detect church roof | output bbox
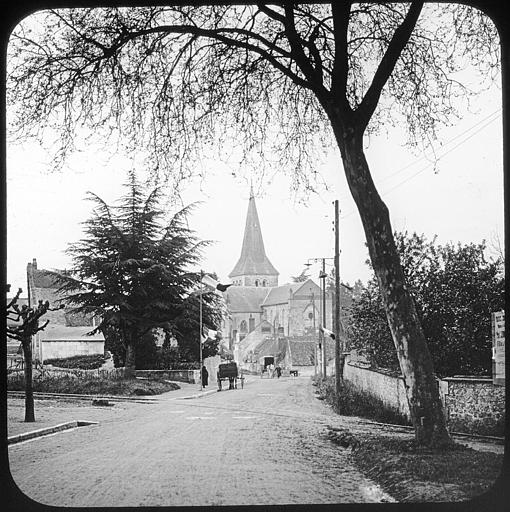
[260,279,320,306]
[223,286,270,313]
[261,283,300,306]
[229,192,279,278]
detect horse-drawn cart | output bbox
[217,362,244,391]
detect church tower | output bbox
[229,188,279,287]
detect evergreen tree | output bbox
[52,172,223,376]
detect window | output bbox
[240,320,247,332]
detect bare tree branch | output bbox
[356,1,424,130]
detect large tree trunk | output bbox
[332,120,452,448]
[22,337,35,422]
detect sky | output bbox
[6,16,504,297]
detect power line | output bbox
[375,109,501,186]
[339,111,501,220]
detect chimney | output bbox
[32,258,37,269]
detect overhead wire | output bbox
[339,109,501,220]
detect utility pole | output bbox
[312,292,316,376]
[318,279,323,377]
[334,200,342,394]
[321,259,327,377]
[199,270,203,391]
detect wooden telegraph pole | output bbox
[199,270,203,391]
[321,259,327,377]
[334,200,342,394]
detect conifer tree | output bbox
[52,172,223,377]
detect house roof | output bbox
[229,193,279,278]
[225,278,323,312]
[223,286,270,313]
[39,325,105,341]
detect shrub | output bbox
[7,372,180,395]
[44,354,106,370]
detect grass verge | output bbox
[348,433,504,502]
[316,376,505,503]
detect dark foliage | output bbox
[44,354,105,370]
[8,373,180,396]
[348,233,505,377]
[49,172,224,369]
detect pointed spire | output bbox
[229,194,279,280]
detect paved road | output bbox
[8,376,394,506]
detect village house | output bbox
[26,259,104,363]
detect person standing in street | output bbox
[201,365,209,387]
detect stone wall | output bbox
[240,275,278,287]
[42,340,105,361]
[439,377,505,436]
[343,359,411,420]
[343,357,505,436]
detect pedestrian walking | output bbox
[276,366,281,378]
[201,365,209,387]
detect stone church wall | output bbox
[240,275,278,287]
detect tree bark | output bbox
[124,331,137,379]
[22,337,35,422]
[330,118,452,448]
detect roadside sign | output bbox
[492,310,505,386]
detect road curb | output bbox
[8,420,98,445]
[178,389,218,400]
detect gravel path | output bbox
[8,376,395,506]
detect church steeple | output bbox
[229,191,279,287]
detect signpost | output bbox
[492,310,505,386]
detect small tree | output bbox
[6,288,63,422]
[51,172,224,377]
